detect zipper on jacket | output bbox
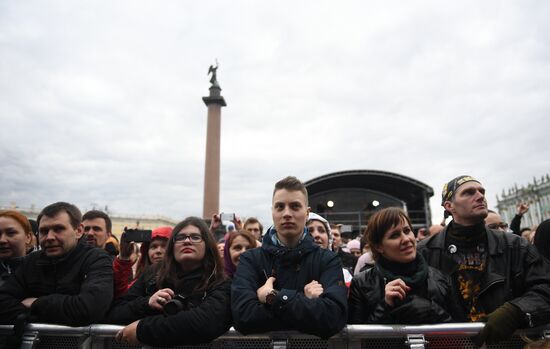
[526,312,534,328]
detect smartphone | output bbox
[220,212,235,221]
[122,228,152,243]
[341,225,353,233]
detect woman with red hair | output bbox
[0,210,33,287]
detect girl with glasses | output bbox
[108,217,230,346]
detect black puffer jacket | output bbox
[107,265,231,346]
[349,262,455,324]
[231,228,348,338]
[0,257,23,289]
[0,242,113,326]
[418,224,550,327]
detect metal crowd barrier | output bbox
[0,323,549,349]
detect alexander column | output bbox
[202,63,226,219]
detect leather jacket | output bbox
[349,264,455,324]
[417,224,550,327]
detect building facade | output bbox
[496,174,550,228]
[0,205,177,239]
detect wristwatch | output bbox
[265,289,279,305]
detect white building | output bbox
[0,204,177,238]
[496,174,550,229]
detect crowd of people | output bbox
[1,175,550,348]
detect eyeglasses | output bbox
[487,222,509,230]
[173,233,203,244]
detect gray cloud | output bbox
[1,0,549,227]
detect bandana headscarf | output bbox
[441,175,481,205]
[441,175,481,218]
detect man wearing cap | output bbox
[418,175,550,345]
[231,176,347,338]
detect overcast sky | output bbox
[1,1,549,228]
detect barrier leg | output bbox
[347,338,362,349]
[272,339,287,349]
[18,331,39,349]
[80,335,110,349]
[328,338,347,349]
[405,334,428,349]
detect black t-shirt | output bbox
[445,221,488,321]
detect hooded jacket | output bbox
[231,227,348,338]
[0,242,113,326]
[417,223,550,327]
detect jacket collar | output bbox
[426,221,503,255]
[262,227,317,256]
[36,240,87,266]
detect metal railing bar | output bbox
[1,322,550,340]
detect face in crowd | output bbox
[374,216,416,263]
[367,208,417,264]
[172,224,206,272]
[148,237,168,264]
[307,220,329,249]
[444,181,488,225]
[347,240,362,258]
[217,241,225,259]
[228,232,256,266]
[485,211,508,232]
[272,188,310,246]
[0,212,32,260]
[331,227,342,249]
[244,222,262,241]
[38,211,82,258]
[82,217,110,249]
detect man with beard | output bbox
[418,175,550,346]
[0,202,113,326]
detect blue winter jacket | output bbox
[231,227,348,338]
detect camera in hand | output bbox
[163,294,189,315]
[121,228,152,243]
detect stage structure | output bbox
[305,170,434,235]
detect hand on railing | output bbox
[474,303,524,346]
[22,297,37,309]
[115,320,141,346]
